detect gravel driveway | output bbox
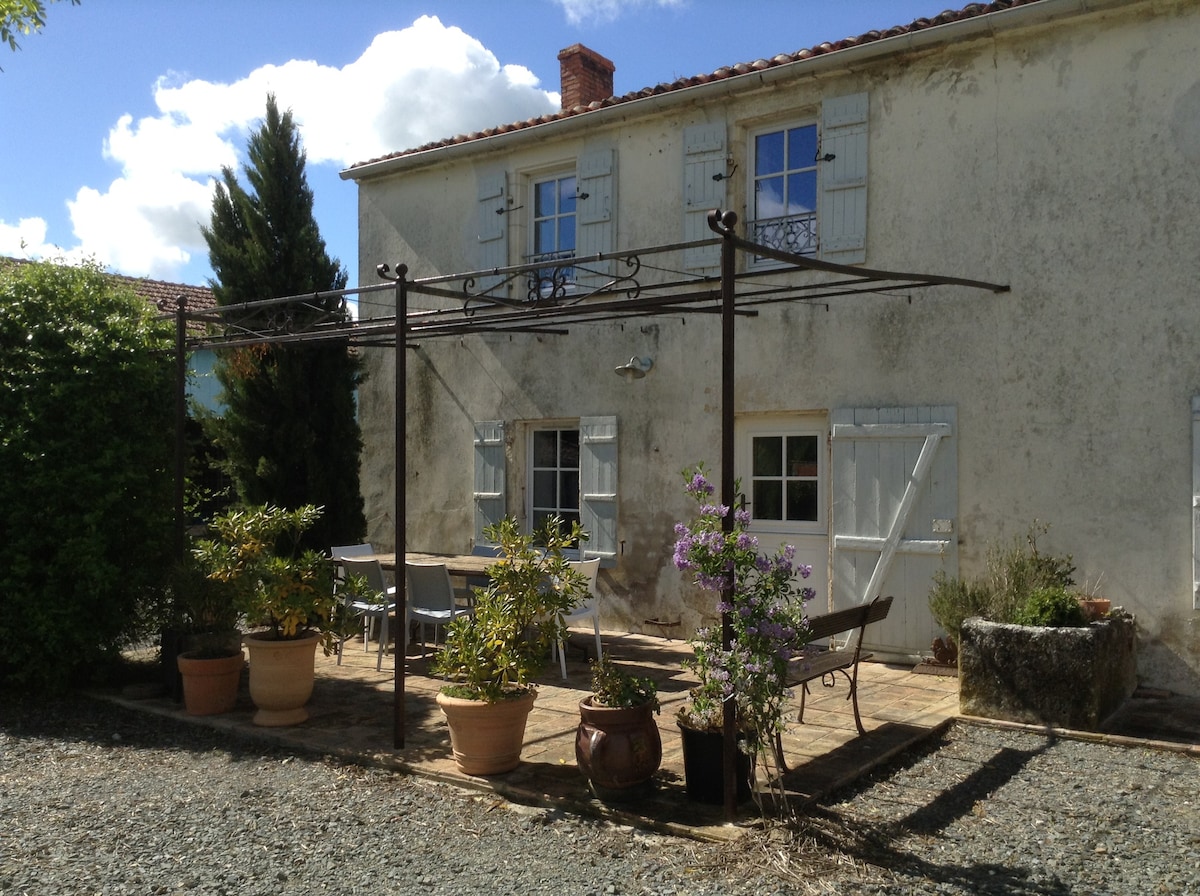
[1,694,1196,895]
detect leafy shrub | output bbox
[929,521,1079,642]
[589,656,659,711]
[0,260,175,691]
[1014,586,1087,628]
[928,572,993,645]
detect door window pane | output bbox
[752,435,782,477]
[750,433,820,523]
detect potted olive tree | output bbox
[432,516,589,775]
[575,656,661,801]
[193,504,337,727]
[161,549,245,715]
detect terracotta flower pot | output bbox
[1077,597,1112,621]
[436,689,537,775]
[177,649,244,716]
[576,697,662,801]
[243,631,319,727]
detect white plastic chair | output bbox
[337,556,398,672]
[405,561,472,656]
[554,558,602,679]
[331,544,376,663]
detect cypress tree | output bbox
[202,94,365,551]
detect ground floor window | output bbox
[530,426,581,539]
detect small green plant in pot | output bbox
[192,504,337,726]
[166,549,244,716]
[576,657,662,801]
[168,551,242,658]
[433,515,589,775]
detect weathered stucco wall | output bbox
[350,0,1200,694]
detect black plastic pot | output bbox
[677,722,752,805]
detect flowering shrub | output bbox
[673,465,813,765]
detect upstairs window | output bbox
[531,173,577,292]
[744,93,869,267]
[751,123,819,259]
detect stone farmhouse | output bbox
[341,0,1200,697]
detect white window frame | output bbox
[528,167,578,296]
[737,416,828,538]
[526,421,582,540]
[746,120,820,268]
[513,415,619,565]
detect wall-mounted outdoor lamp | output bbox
[614,355,654,382]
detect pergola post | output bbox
[392,266,409,749]
[715,209,739,822]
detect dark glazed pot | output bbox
[575,697,662,801]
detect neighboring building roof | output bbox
[1,256,215,335]
[346,0,1048,173]
[111,271,216,318]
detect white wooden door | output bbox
[831,406,958,658]
[735,414,830,612]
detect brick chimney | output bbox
[557,44,615,111]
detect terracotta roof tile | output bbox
[2,256,215,335]
[348,0,1042,171]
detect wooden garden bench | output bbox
[773,594,894,772]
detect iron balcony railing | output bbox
[747,212,818,260]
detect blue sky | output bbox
[0,0,951,287]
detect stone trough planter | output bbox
[959,614,1137,731]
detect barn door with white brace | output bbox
[831,406,958,658]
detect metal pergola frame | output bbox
[164,209,1008,819]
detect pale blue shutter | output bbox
[1192,397,1200,609]
[575,148,616,290]
[475,170,508,296]
[473,421,505,546]
[579,415,618,566]
[682,122,726,273]
[819,93,868,265]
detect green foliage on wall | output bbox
[0,258,175,691]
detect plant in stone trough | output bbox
[929,520,1078,644]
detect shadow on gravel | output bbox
[896,737,1056,836]
[777,731,1071,895]
[0,693,367,769]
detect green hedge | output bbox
[0,260,175,691]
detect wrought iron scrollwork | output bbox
[526,251,575,304]
[749,213,818,257]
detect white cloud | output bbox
[0,217,57,260]
[10,15,559,281]
[552,0,685,26]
